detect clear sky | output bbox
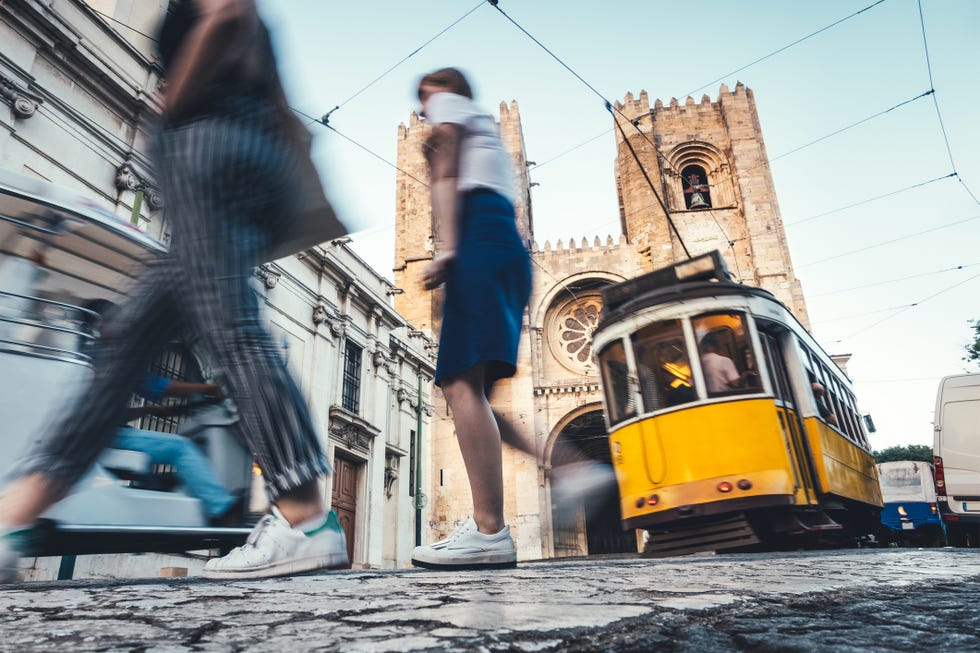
[258,0,980,451]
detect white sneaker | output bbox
[411,518,517,570]
[202,507,348,579]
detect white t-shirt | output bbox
[423,92,515,203]
[701,351,740,394]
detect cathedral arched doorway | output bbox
[548,409,637,557]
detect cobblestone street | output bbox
[2,548,978,651]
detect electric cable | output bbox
[787,173,956,227]
[809,262,980,298]
[289,107,430,189]
[88,7,159,42]
[529,0,889,176]
[798,214,980,268]
[319,1,486,124]
[917,0,979,207]
[681,0,889,98]
[607,102,691,259]
[834,270,980,342]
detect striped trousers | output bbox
[12,107,330,500]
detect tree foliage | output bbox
[965,319,980,368]
[873,444,933,464]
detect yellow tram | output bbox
[591,252,883,557]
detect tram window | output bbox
[693,313,761,398]
[599,340,636,425]
[631,319,695,411]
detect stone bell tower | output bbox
[612,82,810,327]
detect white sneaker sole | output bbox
[202,551,349,580]
[411,551,517,571]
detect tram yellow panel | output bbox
[802,417,882,507]
[618,470,796,525]
[609,399,811,524]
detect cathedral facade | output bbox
[394,83,810,559]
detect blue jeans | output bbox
[112,427,236,518]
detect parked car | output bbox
[877,461,944,546]
[933,374,980,547]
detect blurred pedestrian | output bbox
[0,0,346,582]
[409,68,533,570]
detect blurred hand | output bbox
[422,252,456,290]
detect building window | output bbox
[681,164,711,210]
[342,341,363,413]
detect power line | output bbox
[528,129,611,172]
[798,214,980,268]
[916,0,979,207]
[809,262,980,297]
[528,0,890,177]
[319,1,485,124]
[813,303,917,325]
[834,270,980,342]
[289,107,430,189]
[88,7,159,42]
[682,0,889,98]
[764,90,933,166]
[787,173,956,227]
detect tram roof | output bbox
[599,251,779,330]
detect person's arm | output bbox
[162,0,259,123]
[422,122,463,290]
[164,380,223,399]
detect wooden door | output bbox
[331,454,360,565]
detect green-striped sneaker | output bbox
[202,508,348,579]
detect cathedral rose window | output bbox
[549,292,603,374]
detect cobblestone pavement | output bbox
[1,548,978,652]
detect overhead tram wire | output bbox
[809,262,980,298]
[486,0,703,259]
[764,90,934,165]
[834,270,980,343]
[528,0,889,175]
[488,0,905,274]
[318,1,486,125]
[289,107,429,189]
[88,8,159,42]
[787,173,956,227]
[798,213,980,268]
[681,0,889,98]
[916,0,980,207]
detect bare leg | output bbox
[484,383,539,461]
[493,411,539,461]
[441,364,505,535]
[0,473,66,528]
[275,480,324,526]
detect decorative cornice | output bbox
[255,264,281,289]
[114,158,163,209]
[0,73,41,119]
[329,406,381,453]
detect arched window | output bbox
[681,164,711,210]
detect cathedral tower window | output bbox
[681,165,711,210]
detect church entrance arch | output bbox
[547,407,637,557]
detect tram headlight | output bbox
[737,479,752,490]
[717,481,733,493]
[635,497,646,509]
[897,505,907,517]
[647,494,660,506]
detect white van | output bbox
[933,374,980,546]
